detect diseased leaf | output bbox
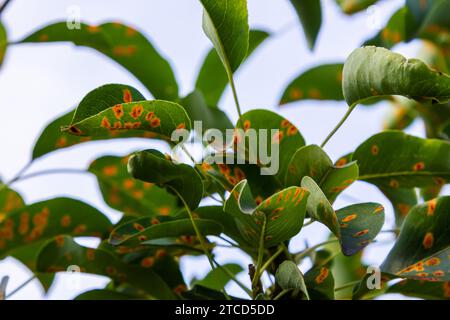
[0,198,112,258]
[304,250,335,300]
[195,29,269,106]
[387,278,450,300]
[36,236,175,299]
[275,261,309,300]
[89,155,179,216]
[64,84,190,139]
[381,196,450,281]
[380,187,418,226]
[236,109,305,182]
[194,263,243,291]
[354,131,450,189]
[383,97,418,131]
[0,22,6,68]
[288,0,322,50]
[21,22,178,100]
[224,180,309,248]
[109,215,222,247]
[300,177,384,256]
[0,187,24,217]
[280,64,344,105]
[286,145,358,203]
[335,203,385,256]
[199,0,249,74]
[343,47,450,108]
[200,155,282,200]
[335,0,378,15]
[364,7,416,48]
[128,149,203,210]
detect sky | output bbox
[0,0,445,300]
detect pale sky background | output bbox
[0,0,447,300]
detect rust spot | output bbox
[289,88,303,100]
[112,104,124,119]
[130,104,144,119]
[315,267,329,284]
[412,162,425,171]
[287,125,298,136]
[422,232,434,249]
[427,199,437,216]
[371,145,379,155]
[353,229,369,237]
[341,214,357,222]
[141,257,155,268]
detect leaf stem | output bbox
[273,289,290,300]
[228,74,244,123]
[334,280,361,292]
[173,188,215,270]
[294,239,339,263]
[5,275,36,299]
[4,168,87,188]
[320,105,356,148]
[212,258,253,298]
[256,246,284,278]
[251,216,267,290]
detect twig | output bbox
[5,276,36,299]
[0,0,12,16]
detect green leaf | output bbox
[199,0,249,75]
[128,149,203,210]
[301,176,339,236]
[343,47,450,108]
[224,180,309,248]
[304,250,335,300]
[181,285,229,300]
[335,203,385,256]
[75,289,143,300]
[8,241,55,292]
[195,29,269,106]
[181,90,233,134]
[179,206,247,247]
[194,263,243,291]
[64,84,190,139]
[286,145,358,203]
[109,215,222,247]
[288,0,322,50]
[36,235,175,299]
[381,196,450,281]
[21,22,178,100]
[89,154,179,216]
[387,278,450,300]
[275,261,309,300]
[335,0,378,15]
[236,109,305,182]
[0,198,112,258]
[354,131,450,189]
[280,64,344,105]
[0,22,6,68]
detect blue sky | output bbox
[0,0,445,299]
